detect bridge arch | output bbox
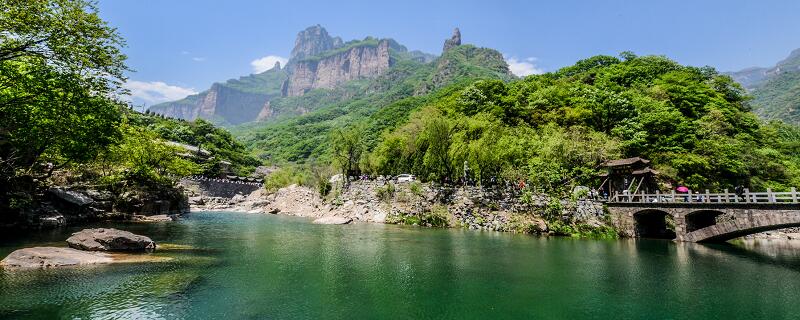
[684,209,727,233]
[633,209,676,239]
[684,212,800,242]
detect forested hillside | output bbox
[729,48,800,124]
[359,53,800,192]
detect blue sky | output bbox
[97,0,800,107]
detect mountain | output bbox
[148,65,287,125]
[728,48,800,124]
[149,25,427,125]
[232,28,514,162]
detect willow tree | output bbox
[331,125,365,183]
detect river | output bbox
[2,212,800,319]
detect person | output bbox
[735,185,745,200]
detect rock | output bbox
[443,28,462,52]
[290,24,336,60]
[39,214,65,228]
[230,194,245,203]
[372,212,387,223]
[132,214,175,222]
[84,189,114,201]
[286,38,393,97]
[66,228,155,252]
[189,196,204,205]
[787,233,800,240]
[1,247,113,269]
[269,208,281,214]
[48,188,93,206]
[313,216,352,225]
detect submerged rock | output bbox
[66,228,156,252]
[313,216,352,225]
[0,247,113,268]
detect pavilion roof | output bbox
[602,157,650,167]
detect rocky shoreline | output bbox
[2,184,188,231]
[185,180,608,235]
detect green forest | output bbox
[262,54,800,194]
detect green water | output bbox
[2,212,800,319]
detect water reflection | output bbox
[2,213,800,319]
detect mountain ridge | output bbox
[149,25,437,125]
[728,48,800,124]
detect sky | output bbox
[96,0,800,107]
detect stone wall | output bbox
[180,178,262,199]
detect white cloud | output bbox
[124,80,197,106]
[505,57,544,77]
[192,57,206,62]
[250,55,288,73]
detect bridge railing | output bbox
[610,187,799,204]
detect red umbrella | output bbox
[676,186,689,193]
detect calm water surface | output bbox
[2,212,800,319]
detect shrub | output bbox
[409,181,423,196]
[376,182,396,201]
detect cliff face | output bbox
[285,39,393,97]
[149,64,287,125]
[289,25,339,61]
[149,83,270,125]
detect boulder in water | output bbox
[0,247,113,269]
[66,228,156,252]
[313,216,352,225]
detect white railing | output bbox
[610,188,799,204]
[181,176,263,187]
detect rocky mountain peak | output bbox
[332,36,344,48]
[290,25,335,60]
[443,28,461,52]
[272,61,281,70]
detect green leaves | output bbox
[369,52,799,193]
[1,0,127,177]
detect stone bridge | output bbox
[606,189,800,242]
[180,176,263,198]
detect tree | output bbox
[0,0,127,178]
[420,115,454,181]
[331,125,365,182]
[0,0,128,218]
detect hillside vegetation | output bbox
[360,53,800,192]
[751,71,800,124]
[729,48,800,125]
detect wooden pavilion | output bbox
[597,157,659,197]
